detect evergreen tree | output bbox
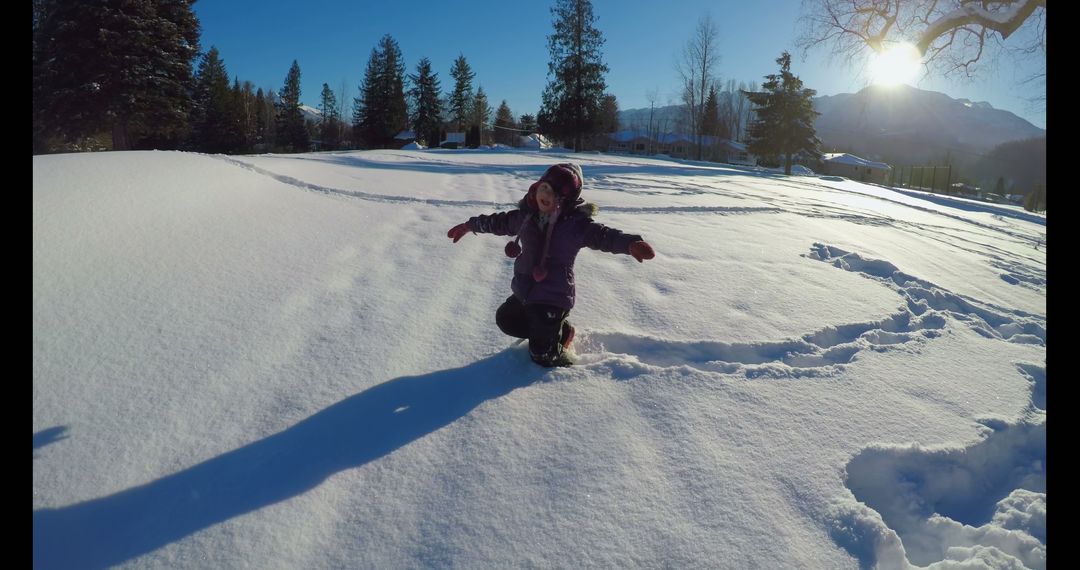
[701,86,720,137]
[276,60,309,152]
[355,35,408,148]
[353,48,381,148]
[538,0,609,151]
[191,47,242,154]
[743,52,821,174]
[408,57,443,146]
[1024,184,1045,212]
[448,55,476,133]
[994,176,1007,197]
[319,83,341,150]
[494,101,517,146]
[470,86,492,146]
[33,0,200,151]
[701,85,722,159]
[234,79,258,153]
[519,114,538,134]
[597,93,619,133]
[254,88,277,150]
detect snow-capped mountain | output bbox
[618,85,1044,169]
[812,84,1045,166]
[299,104,322,123]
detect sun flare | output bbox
[869,43,922,86]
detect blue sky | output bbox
[193,0,1045,129]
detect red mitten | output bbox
[447,222,472,243]
[629,241,655,263]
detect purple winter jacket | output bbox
[469,200,643,310]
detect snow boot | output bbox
[560,321,576,352]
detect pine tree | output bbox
[235,80,259,153]
[275,60,309,152]
[701,86,722,159]
[254,88,277,150]
[494,101,517,146]
[1024,184,1045,212]
[470,86,492,146]
[355,35,408,148]
[519,114,538,134]
[33,0,200,151]
[353,48,381,148]
[408,57,443,147]
[597,93,619,134]
[743,52,821,174]
[191,47,242,154]
[538,0,609,152]
[319,83,341,150]
[448,55,476,133]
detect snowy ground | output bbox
[33,148,1045,569]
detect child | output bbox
[447,163,655,367]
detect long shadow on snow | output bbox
[34,426,70,453]
[33,349,544,570]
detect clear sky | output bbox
[193,0,1045,129]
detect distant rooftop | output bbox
[822,153,891,169]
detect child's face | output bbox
[536,183,558,213]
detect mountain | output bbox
[618,104,686,132]
[811,84,1045,170]
[299,104,322,124]
[968,137,1046,195]
[618,85,1045,183]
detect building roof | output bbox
[822,153,891,170]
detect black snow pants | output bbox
[495,295,571,367]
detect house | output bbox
[605,130,655,155]
[821,153,892,183]
[393,130,417,149]
[715,140,755,165]
[440,132,466,149]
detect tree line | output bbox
[32,0,616,154]
[32,0,821,171]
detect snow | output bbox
[520,133,553,149]
[790,164,815,175]
[34,149,1045,569]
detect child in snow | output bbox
[447,163,655,367]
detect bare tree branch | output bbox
[916,0,1044,54]
[797,0,1045,75]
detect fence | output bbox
[890,165,952,193]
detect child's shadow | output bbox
[33,349,544,570]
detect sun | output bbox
[869,43,923,86]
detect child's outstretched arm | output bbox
[582,221,655,262]
[628,240,655,263]
[447,209,528,243]
[447,222,472,243]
